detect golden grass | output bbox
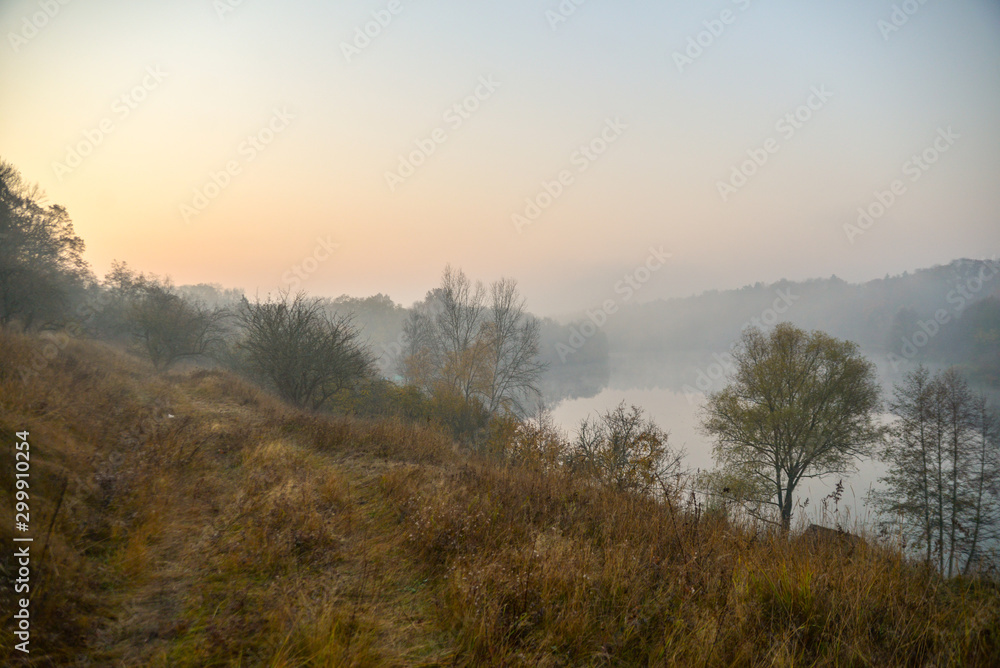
[1,326,998,666]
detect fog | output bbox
[3,0,999,534]
[538,259,1000,528]
[6,4,1000,662]
[121,258,1000,529]
[2,1,999,315]
[552,387,888,529]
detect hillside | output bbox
[587,258,1000,393]
[300,259,1000,403]
[2,328,1000,666]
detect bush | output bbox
[128,284,227,371]
[498,407,569,472]
[426,386,491,442]
[570,401,684,496]
[234,292,376,410]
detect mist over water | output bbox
[547,341,990,533]
[3,1,1000,662]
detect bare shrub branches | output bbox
[235,291,376,410]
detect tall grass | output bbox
[1,327,998,666]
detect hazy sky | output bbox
[2,0,998,315]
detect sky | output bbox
[1,0,998,316]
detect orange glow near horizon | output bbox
[2,0,998,314]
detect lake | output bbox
[551,385,888,532]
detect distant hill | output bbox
[580,258,1000,394]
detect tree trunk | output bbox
[919,421,932,566]
[780,485,793,533]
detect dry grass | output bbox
[1,326,998,666]
[380,461,1000,666]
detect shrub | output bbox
[234,292,376,410]
[569,401,684,496]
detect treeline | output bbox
[602,261,1000,389]
[0,157,687,498]
[0,159,568,444]
[0,161,90,328]
[0,158,688,503]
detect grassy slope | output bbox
[1,328,999,666]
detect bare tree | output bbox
[939,369,975,576]
[482,277,545,416]
[435,265,488,402]
[128,283,228,371]
[965,393,1000,574]
[399,267,545,418]
[873,366,937,563]
[436,266,486,355]
[397,306,439,392]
